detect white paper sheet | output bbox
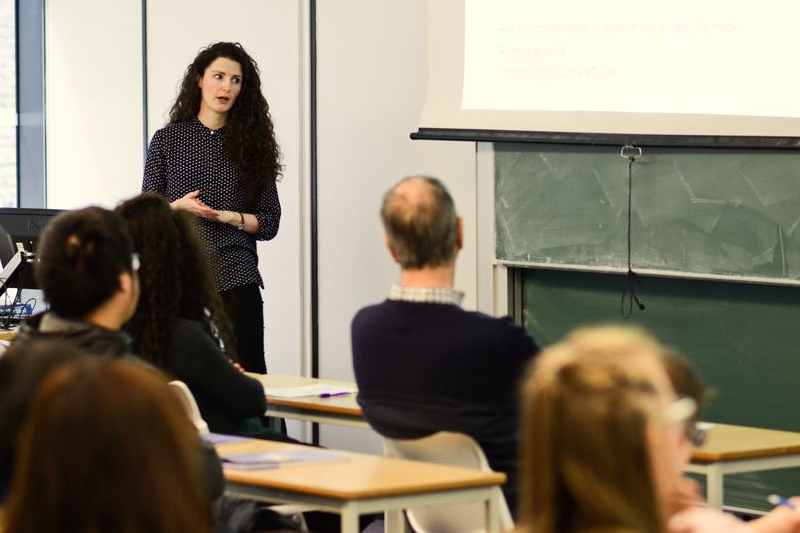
[463,0,800,118]
[267,384,357,399]
[221,449,347,470]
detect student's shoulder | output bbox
[167,319,220,358]
[352,301,407,343]
[167,319,228,371]
[458,308,517,330]
[171,317,212,341]
[461,309,537,351]
[352,300,394,325]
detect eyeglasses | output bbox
[131,253,140,273]
[663,396,706,447]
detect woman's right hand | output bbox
[668,507,749,533]
[748,500,800,533]
[670,502,800,533]
[170,190,218,219]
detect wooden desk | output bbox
[253,378,800,512]
[248,373,368,429]
[687,423,800,509]
[0,329,16,342]
[216,438,506,533]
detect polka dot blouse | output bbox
[142,119,281,293]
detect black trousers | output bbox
[221,283,267,374]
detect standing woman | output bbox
[143,42,281,374]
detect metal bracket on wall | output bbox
[508,268,524,326]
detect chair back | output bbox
[384,432,514,532]
[168,380,209,435]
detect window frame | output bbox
[16,0,45,208]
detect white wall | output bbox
[146,0,307,436]
[45,0,144,209]
[45,0,308,437]
[146,0,305,377]
[42,1,484,452]
[316,0,477,452]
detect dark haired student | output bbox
[15,207,140,355]
[5,207,223,504]
[3,356,215,533]
[142,41,281,374]
[116,193,276,440]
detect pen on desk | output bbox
[768,494,796,509]
[319,392,351,398]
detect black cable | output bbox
[621,149,646,318]
[0,276,9,330]
[8,257,27,326]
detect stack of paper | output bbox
[221,449,346,471]
[267,384,357,399]
[203,433,250,445]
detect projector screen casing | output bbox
[416,0,800,147]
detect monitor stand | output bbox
[0,250,36,317]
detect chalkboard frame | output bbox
[411,128,800,150]
[498,260,800,289]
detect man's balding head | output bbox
[380,176,460,269]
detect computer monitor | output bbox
[0,208,61,324]
[0,208,61,266]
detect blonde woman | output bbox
[518,325,800,533]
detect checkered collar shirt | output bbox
[388,285,464,306]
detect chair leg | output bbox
[269,505,310,532]
[340,507,359,533]
[386,509,411,533]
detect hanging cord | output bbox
[620,145,645,318]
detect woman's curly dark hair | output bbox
[168,42,281,208]
[115,193,237,369]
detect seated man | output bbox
[351,176,538,516]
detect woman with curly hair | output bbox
[142,41,281,374]
[117,193,280,440]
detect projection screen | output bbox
[417,0,800,141]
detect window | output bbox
[14,0,45,208]
[0,0,15,207]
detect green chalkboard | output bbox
[496,142,800,510]
[522,268,800,512]
[496,143,800,281]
